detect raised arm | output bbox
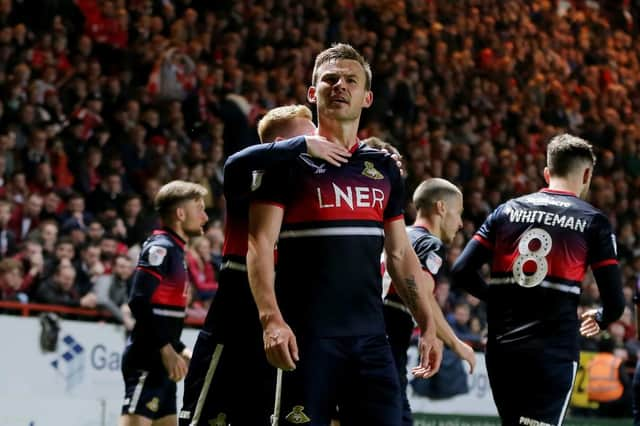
[384,219,441,378]
[223,136,350,199]
[247,202,298,371]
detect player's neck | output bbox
[414,216,441,240]
[547,178,580,196]
[166,222,189,243]
[317,117,359,150]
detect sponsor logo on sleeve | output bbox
[425,252,443,275]
[148,246,167,266]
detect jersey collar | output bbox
[540,188,577,196]
[153,227,186,249]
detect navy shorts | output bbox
[278,334,401,426]
[486,343,577,426]
[179,330,275,426]
[180,269,275,426]
[121,366,177,420]
[384,301,415,426]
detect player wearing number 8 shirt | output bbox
[451,134,625,426]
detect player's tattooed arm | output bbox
[384,219,441,377]
[402,275,419,313]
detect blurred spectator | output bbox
[447,302,483,348]
[35,261,96,308]
[0,257,26,302]
[74,242,103,296]
[587,336,632,418]
[8,192,42,242]
[92,254,134,330]
[186,235,217,305]
[0,199,17,257]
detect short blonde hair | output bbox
[413,178,462,213]
[257,105,313,143]
[155,180,207,220]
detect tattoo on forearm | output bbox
[404,275,418,313]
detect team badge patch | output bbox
[209,413,228,426]
[146,397,159,413]
[251,170,265,191]
[362,161,383,179]
[148,246,167,266]
[285,405,311,424]
[425,252,443,275]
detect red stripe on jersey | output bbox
[252,200,285,210]
[385,214,404,223]
[222,217,248,257]
[540,188,577,196]
[591,259,618,269]
[137,266,162,281]
[473,234,493,249]
[492,249,587,282]
[150,280,187,307]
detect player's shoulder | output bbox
[356,143,392,162]
[354,143,397,175]
[409,226,444,252]
[139,232,177,265]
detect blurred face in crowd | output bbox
[55,242,75,261]
[44,192,61,213]
[194,237,211,261]
[83,246,101,266]
[0,203,11,227]
[69,197,85,214]
[454,304,470,326]
[41,222,58,245]
[124,197,142,218]
[88,221,104,241]
[100,237,117,260]
[26,194,43,217]
[308,59,373,122]
[55,265,76,292]
[113,256,133,280]
[3,266,22,290]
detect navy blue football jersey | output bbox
[251,142,404,337]
[126,228,188,370]
[473,189,618,354]
[387,225,445,301]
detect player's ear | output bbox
[582,167,591,185]
[543,167,550,184]
[176,205,186,221]
[307,86,317,104]
[436,199,446,216]
[362,90,373,108]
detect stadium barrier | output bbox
[0,306,628,425]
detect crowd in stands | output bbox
[0,0,639,409]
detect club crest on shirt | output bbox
[148,246,167,266]
[285,405,311,423]
[425,251,443,275]
[362,161,383,179]
[146,397,159,413]
[251,170,265,191]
